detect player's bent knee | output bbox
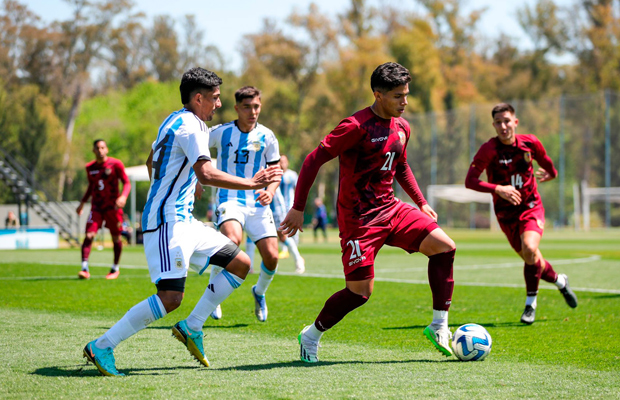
[156,290,184,313]
[225,252,251,279]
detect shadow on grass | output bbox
[217,358,451,372]
[590,294,620,299]
[96,324,250,330]
[383,320,549,330]
[32,364,200,377]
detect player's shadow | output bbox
[383,320,547,330]
[217,358,448,372]
[32,364,200,377]
[591,293,620,299]
[97,324,250,330]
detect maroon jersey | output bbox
[81,157,130,211]
[467,134,556,222]
[320,107,411,228]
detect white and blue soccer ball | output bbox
[452,324,492,361]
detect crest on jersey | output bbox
[524,152,532,163]
[251,141,262,151]
[398,131,406,146]
[105,168,112,176]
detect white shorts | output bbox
[143,219,234,284]
[215,201,277,242]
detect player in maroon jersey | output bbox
[280,62,457,362]
[465,103,577,324]
[76,139,131,280]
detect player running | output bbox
[465,102,577,324]
[83,68,282,376]
[76,139,130,280]
[206,86,283,322]
[280,62,457,362]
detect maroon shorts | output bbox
[340,201,439,281]
[85,208,124,236]
[498,204,545,253]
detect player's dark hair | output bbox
[93,139,106,148]
[370,62,411,93]
[235,86,261,104]
[491,103,515,117]
[180,67,223,104]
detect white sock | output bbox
[526,296,538,308]
[431,309,449,330]
[284,237,302,262]
[186,270,244,331]
[306,323,324,341]
[246,239,256,270]
[254,262,276,296]
[96,294,166,349]
[111,264,119,272]
[81,261,89,271]
[554,274,566,289]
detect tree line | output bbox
[0,0,618,211]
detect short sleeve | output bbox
[177,118,211,165]
[264,129,280,164]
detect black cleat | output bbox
[558,274,578,308]
[520,305,536,325]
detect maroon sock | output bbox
[81,237,93,262]
[524,260,543,296]
[428,249,455,311]
[540,259,558,283]
[113,240,122,265]
[314,288,368,332]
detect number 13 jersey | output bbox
[209,121,280,207]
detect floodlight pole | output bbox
[604,89,611,228]
[559,94,565,228]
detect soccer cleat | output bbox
[171,320,210,367]
[423,325,453,357]
[106,270,120,280]
[278,249,290,259]
[252,285,268,322]
[294,258,305,274]
[520,305,536,325]
[558,274,578,308]
[210,304,222,320]
[78,270,90,280]
[83,340,125,376]
[298,325,320,363]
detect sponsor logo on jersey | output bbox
[524,151,532,163]
[399,131,406,145]
[371,136,388,143]
[89,170,99,175]
[499,158,513,165]
[348,256,367,266]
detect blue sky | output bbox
[25,0,571,71]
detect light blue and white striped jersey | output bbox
[281,169,298,211]
[142,108,211,232]
[209,121,280,207]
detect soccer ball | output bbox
[452,323,492,361]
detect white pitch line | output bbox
[1,256,618,294]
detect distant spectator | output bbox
[5,211,19,228]
[313,198,328,243]
[120,213,133,244]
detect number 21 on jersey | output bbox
[511,174,523,189]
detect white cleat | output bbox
[210,304,222,320]
[298,325,320,363]
[423,325,453,357]
[295,258,305,274]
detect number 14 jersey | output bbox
[470,134,557,221]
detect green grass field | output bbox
[1,228,619,399]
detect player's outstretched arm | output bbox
[194,160,282,190]
[280,208,304,236]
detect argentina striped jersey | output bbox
[142,108,211,232]
[209,121,280,207]
[281,169,298,211]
